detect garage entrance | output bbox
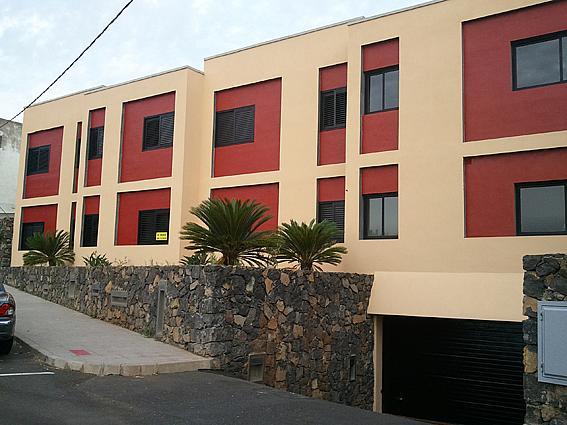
[382,316,525,425]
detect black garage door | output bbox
[382,316,525,425]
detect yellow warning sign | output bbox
[155,232,168,241]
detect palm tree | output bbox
[274,219,347,271]
[23,230,75,266]
[180,198,274,266]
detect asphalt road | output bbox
[0,340,426,425]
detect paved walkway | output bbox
[7,286,211,376]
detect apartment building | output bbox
[12,0,567,423]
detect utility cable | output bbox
[0,0,135,130]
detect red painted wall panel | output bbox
[120,92,175,182]
[362,38,398,72]
[319,129,346,165]
[361,111,399,154]
[463,2,567,142]
[211,183,279,231]
[86,108,105,187]
[361,39,399,153]
[320,63,347,91]
[361,165,398,195]
[24,127,63,198]
[319,64,347,165]
[21,204,58,233]
[465,148,567,237]
[116,188,171,245]
[83,196,100,215]
[214,79,281,177]
[318,177,345,202]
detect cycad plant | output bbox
[83,251,112,267]
[23,230,75,266]
[180,198,274,266]
[274,219,347,271]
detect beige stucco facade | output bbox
[12,0,566,411]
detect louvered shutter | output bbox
[159,112,174,147]
[143,116,160,150]
[137,209,170,245]
[234,106,255,143]
[333,200,345,242]
[335,89,347,126]
[321,91,336,130]
[215,110,235,147]
[82,214,99,247]
[26,148,39,175]
[318,201,345,242]
[21,222,44,250]
[88,127,103,159]
[38,146,50,172]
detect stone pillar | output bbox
[0,216,13,267]
[522,254,567,425]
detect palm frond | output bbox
[275,219,347,271]
[23,230,75,266]
[180,198,274,266]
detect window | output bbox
[26,145,50,175]
[214,105,255,147]
[362,193,398,239]
[320,88,346,130]
[364,67,399,114]
[516,181,567,236]
[143,112,174,150]
[20,222,44,250]
[69,203,76,249]
[88,127,104,159]
[138,209,170,245]
[82,214,99,247]
[513,31,567,90]
[318,200,345,242]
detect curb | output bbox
[15,336,212,377]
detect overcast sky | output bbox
[0,0,423,120]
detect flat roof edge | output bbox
[348,0,449,26]
[205,17,365,61]
[85,65,204,95]
[28,86,105,108]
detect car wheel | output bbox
[0,338,13,355]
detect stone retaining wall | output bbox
[523,254,567,425]
[0,265,374,409]
[0,216,13,267]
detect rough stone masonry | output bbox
[0,265,374,409]
[523,254,567,425]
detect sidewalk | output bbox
[6,285,211,376]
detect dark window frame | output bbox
[515,180,567,236]
[142,111,175,151]
[364,66,400,115]
[20,222,44,250]
[82,213,99,247]
[214,105,255,148]
[87,126,104,160]
[317,200,345,243]
[137,208,170,245]
[26,145,50,176]
[512,30,567,91]
[320,87,347,131]
[362,192,399,240]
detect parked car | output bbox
[0,283,15,355]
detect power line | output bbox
[0,0,135,131]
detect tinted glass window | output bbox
[363,194,398,239]
[366,68,399,113]
[368,73,384,113]
[384,69,399,110]
[366,197,383,237]
[563,36,567,77]
[519,184,566,234]
[514,35,563,89]
[384,196,398,236]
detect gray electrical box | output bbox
[538,301,567,386]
